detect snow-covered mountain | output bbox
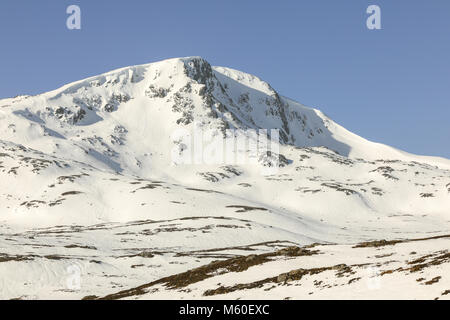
[0,57,449,299]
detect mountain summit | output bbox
[2,57,448,174]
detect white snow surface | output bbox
[0,57,448,299]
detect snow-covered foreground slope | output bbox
[95,235,450,300]
[0,57,449,299]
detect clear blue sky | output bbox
[1,0,449,158]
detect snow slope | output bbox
[97,235,450,301]
[0,57,448,299]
